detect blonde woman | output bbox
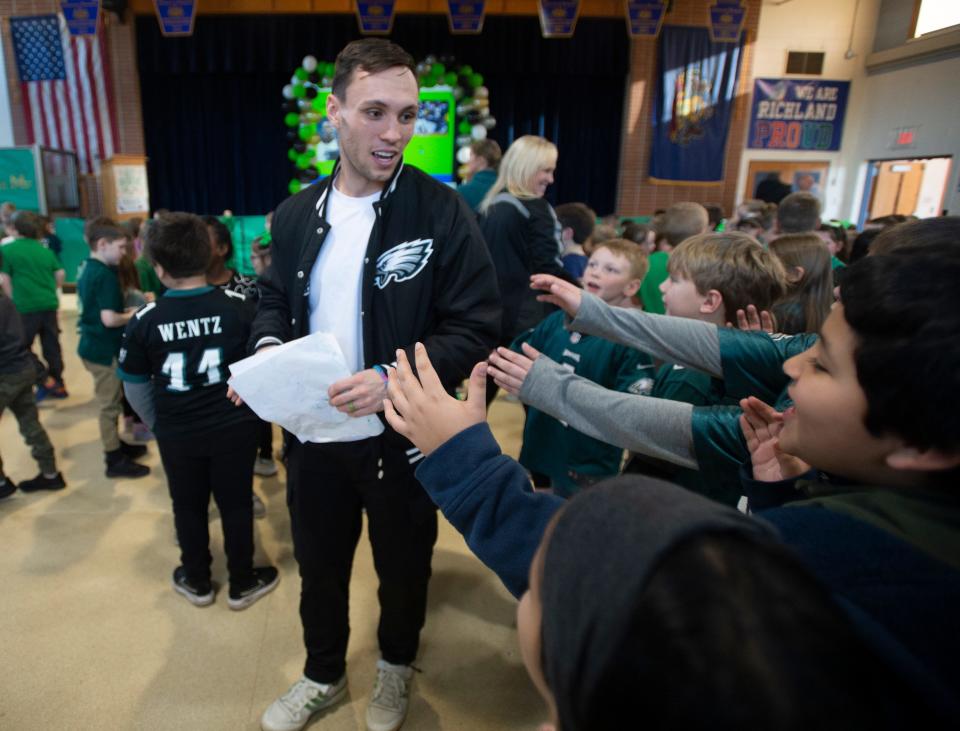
[479,136,577,364]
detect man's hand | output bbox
[728,304,776,333]
[329,368,388,417]
[739,396,810,482]
[487,343,542,397]
[529,274,583,318]
[383,342,487,456]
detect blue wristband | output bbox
[372,364,389,382]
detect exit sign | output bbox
[891,125,919,149]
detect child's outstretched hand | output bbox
[383,342,488,456]
[487,343,542,397]
[739,396,810,482]
[728,304,776,333]
[529,274,583,318]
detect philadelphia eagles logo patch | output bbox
[374,238,434,290]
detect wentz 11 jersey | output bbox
[117,286,257,440]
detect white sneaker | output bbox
[365,660,412,731]
[261,675,347,731]
[252,492,266,519]
[255,457,279,477]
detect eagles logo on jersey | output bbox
[374,238,434,290]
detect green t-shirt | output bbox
[512,310,656,493]
[0,237,61,313]
[77,258,125,366]
[831,254,847,270]
[639,251,669,315]
[135,255,166,296]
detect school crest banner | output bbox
[649,25,744,183]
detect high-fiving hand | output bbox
[487,343,542,397]
[383,343,488,456]
[529,274,583,318]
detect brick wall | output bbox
[1,1,143,215]
[616,0,762,216]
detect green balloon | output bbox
[292,84,306,99]
[433,62,446,76]
[289,179,302,195]
[462,97,474,108]
[296,154,311,169]
[444,71,457,86]
[458,120,471,135]
[460,65,473,76]
[295,68,308,81]
[470,73,483,88]
[298,126,313,141]
[311,96,325,112]
[284,112,300,127]
[287,148,298,161]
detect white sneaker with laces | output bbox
[365,660,412,731]
[261,675,347,731]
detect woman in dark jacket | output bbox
[478,136,578,379]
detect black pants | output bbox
[157,421,258,588]
[20,310,63,384]
[287,435,438,683]
[258,419,273,460]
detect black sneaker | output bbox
[18,472,66,492]
[172,566,215,607]
[228,566,280,610]
[0,477,16,499]
[119,441,148,459]
[105,451,151,479]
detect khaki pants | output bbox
[82,358,122,452]
[0,366,57,475]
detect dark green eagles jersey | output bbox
[717,329,818,404]
[117,286,257,440]
[512,310,656,481]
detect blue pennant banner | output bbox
[60,0,100,36]
[708,0,746,43]
[748,79,851,151]
[356,2,396,35]
[649,25,745,183]
[447,1,485,34]
[626,0,667,38]
[153,0,196,36]
[538,0,580,38]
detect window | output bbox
[912,0,960,38]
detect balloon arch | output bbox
[282,55,496,195]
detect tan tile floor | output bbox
[0,302,543,730]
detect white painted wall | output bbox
[738,0,960,221]
[0,33,15,147]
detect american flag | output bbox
[10,14,118,175]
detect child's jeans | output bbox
[0,366,57,475]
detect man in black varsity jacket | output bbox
[249,39,500,731]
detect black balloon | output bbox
[308,71,320,84]
[283,100,299,113]
[285,130,299,141]
[293,141,306,152]
[305,86,318,99]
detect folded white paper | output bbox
[228,331,384,443]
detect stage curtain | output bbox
[136,13,629,215]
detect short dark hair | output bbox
[777,192,821,233]
[869,216,960,258]
[841,243,960,462]
[331,39,416,102]
[84,216,125,251]
[11,210,43,239]
[202,215,233,261]
[470,139,502,170]
[555,202,596,245]
[145,212,212,278]
[704,203,724,229]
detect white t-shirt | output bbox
[308,184,378,375]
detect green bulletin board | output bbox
[0,148,41,211]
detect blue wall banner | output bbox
[649,25,744,183]
[626,0,667,38]
[447,1,485,34]
[153,0,196,36]
[59,0,100,36]
[356,2,396,35]
[538,0,580,38]
[748,78,851,151]
[708,0,746,43]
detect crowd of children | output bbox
[2,184,957,727]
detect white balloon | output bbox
[282,84,295,100]
[475,86,489,99]
[302,55,318,72]
[470,124,487,140]
[456,145,472,164]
